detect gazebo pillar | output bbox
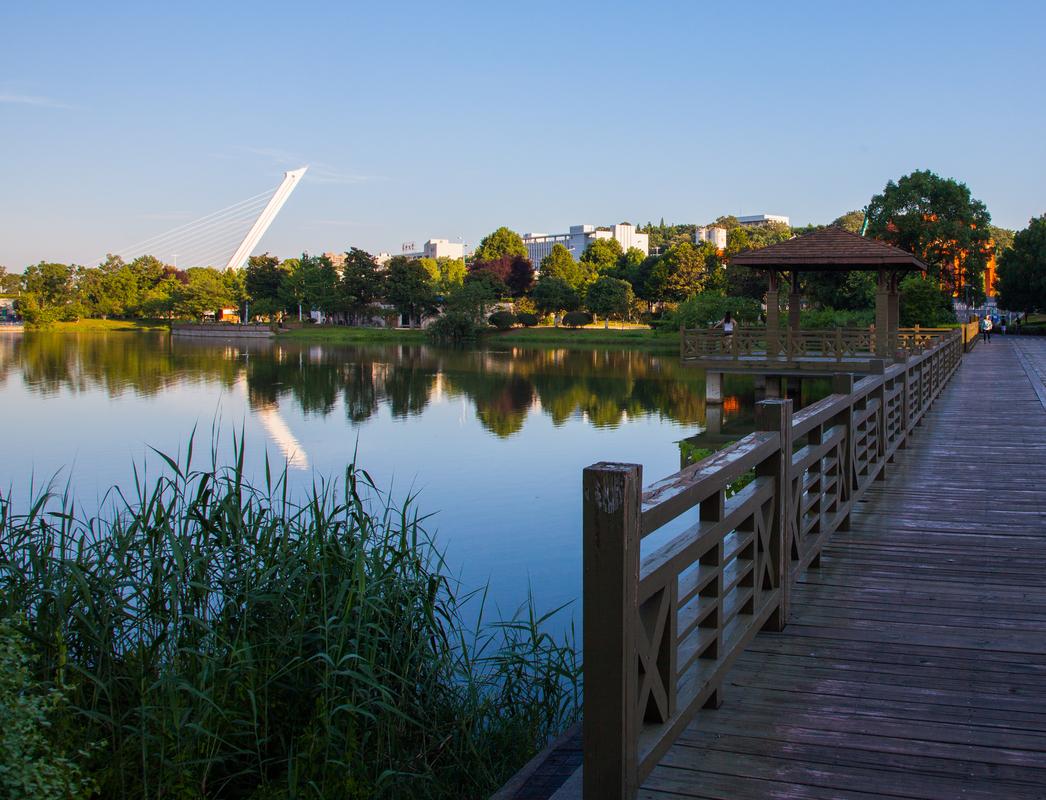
[766,271,780,356]
[875,269,890,355]
[887,272,900,355]
[788,271,802,334]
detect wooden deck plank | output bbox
[636,338,1046,799]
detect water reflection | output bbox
[1,334,758,440]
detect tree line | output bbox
[2,169,1043,330]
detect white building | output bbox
[371,238,465,268]
[421,238,465,260]
[738,214,790,227]
[695,226,728,249]
[522,223,648,265]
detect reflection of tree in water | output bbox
[343,362,378,423]
[442,372,535,438]
[10,333,242,398]
[5,336,755,440]
[381,357,434,418]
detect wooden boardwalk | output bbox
[520,337,1046,800]
[636,336,1046,799]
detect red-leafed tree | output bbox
[467,255,534,298]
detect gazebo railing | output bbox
[681,326,952,362]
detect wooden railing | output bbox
[681,325,952,362]
[581,328,964,799]
[960,317,980,353]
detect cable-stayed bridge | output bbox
[93,167,307,269]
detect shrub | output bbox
[0,441,579,800]
[660,294,761,330]
[427,310,481,344]
[516,312,538,327]
[562,311,593,328]
[800,308,875,329]
[514,297,538,316]
[489,310,517,330]
[0,617,96,800]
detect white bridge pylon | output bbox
[224,166,308,271]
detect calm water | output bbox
[0,332,768,621]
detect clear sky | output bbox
[2,0,1044,269]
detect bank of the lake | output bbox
[277,323,675,349]
[491,325,675,349]
[25,318,171,333]
[277,324,428,343]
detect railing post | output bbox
[755,399,793,633]
[871,360,888,481]
[899,361,910,449]
[583,462,643,800]
[833,373,855,530]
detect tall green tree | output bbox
[20,262,79,322]
[245,253,283,318]
[585,276,634,328]
[418,256,466,295]
[997,215,1046,316]
[532,275,580,323]
[865,170,992,299]
[661,242,709,301]
[580,238,623,274]
[171,268,233,319]
[473,227,528,261]
[340,248,384,320]
[384,257,435,326]
[539,244,592,291]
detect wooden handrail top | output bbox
[640,431,779,537]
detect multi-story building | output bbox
[737,214,790,228]
[323,252,347,269]
[695,226,728,250]
[522,223,648,265]
[420,238,465,260]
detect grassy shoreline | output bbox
[278,323,677,349]
[25,318,171,333]
[490,325,676,349]
[277,325,428,343]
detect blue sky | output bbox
[2,0,1044,269]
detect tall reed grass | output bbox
[0,437,579,799]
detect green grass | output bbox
[278,326,428,343]
[491,325,677,349]
[31,318,170,333]
[0,437,578,799]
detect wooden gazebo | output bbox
[730,226,928,356]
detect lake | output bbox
[0,332,776,625]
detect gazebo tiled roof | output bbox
[730,227,927,272]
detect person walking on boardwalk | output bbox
[981,315,993,343]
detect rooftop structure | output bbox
[522,223,648,265]
[737,214,790,227]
